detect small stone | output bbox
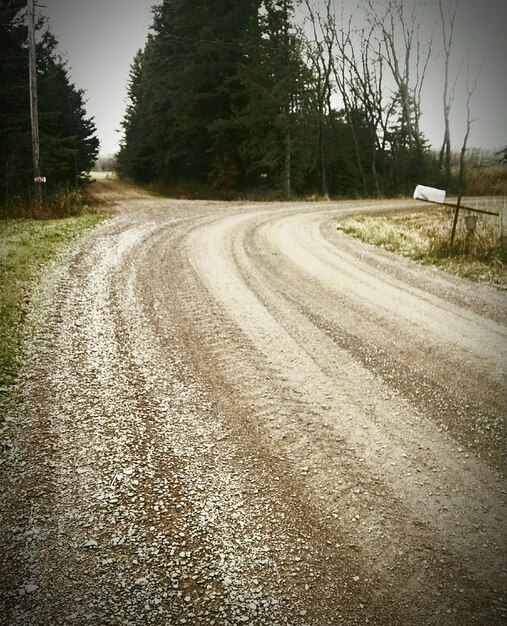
[83,539,97,548]
[24,584,39,594]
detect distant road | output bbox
[1,180,505,625]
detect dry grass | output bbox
[339,200,507,286]
[465,165,507,196]
[1,185,103,220]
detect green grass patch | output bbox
[0,213,105,419]
[338,205,507,286]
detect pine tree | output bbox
[119,0,260,189]
[117,48,155,182]
[37,31,99,186]
[237,0,315,196]
[0,0,32,203]
[386,89,432,194]
[0,1,98,208]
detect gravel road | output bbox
[1,182,506,625]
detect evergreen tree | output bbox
[0,0,99,208]
[37,31,99,186]
[0,0,32,203]
[386,90,433,194]
[118,0,260,189]
[238,0,315,196]
[117,0,439,198]
[117,47,155,183]
[119,0,319,196]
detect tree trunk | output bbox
[345,108,367,196]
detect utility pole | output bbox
[27,0,42,202]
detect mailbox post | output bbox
[413,185,499,245]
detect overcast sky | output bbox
[41,0,506,157]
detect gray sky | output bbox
[42,0,154,156]
[41,0,506,156]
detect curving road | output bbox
[1,184,506,625]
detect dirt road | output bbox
[1,183,506,625]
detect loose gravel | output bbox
[1,186,505,625]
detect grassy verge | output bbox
[338,203,507,286]
[0,212,106,420]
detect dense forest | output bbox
[118,0,452,198]
[0,0,99,210]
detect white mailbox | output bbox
[413,185,446,204]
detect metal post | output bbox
[27,0,42,203]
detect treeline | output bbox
[0,0,99,211]
[118,0,456,198]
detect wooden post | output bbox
[450,193,462,246]
[501,199,507,242]
[27,0,42,203]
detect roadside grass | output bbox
[338,202,507,286]
[0,212,106,421]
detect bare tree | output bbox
[302,0,435,196]
[365,0,432,153]
[303,1,393,196]
[320,3,396,196]
[457,62,482,201]
[302,0,334,198]
[450,59,482,244]
[323,9,369,195]
[438,0,460,185]
[344,25,390,196]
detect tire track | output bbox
[182,204,506,623]
[2,193,505,626]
